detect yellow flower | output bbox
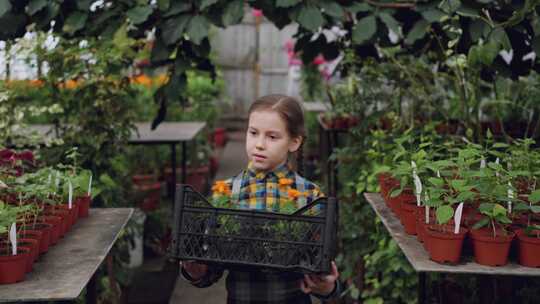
[212,180,231,196]
[65,79,78,89]
[279,178,293,187]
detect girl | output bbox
[181,94,340,303]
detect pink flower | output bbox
[0,149,14,160]
[252,9,263,17]
[313,55,326,66]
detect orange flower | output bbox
[287,188,301,200]
[28,79,44,87]
[65,79,78,89]
[279,178,293,187]
[154,74,169,86]
[132,74,153,87]
[212,180,231,195]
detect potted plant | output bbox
[514,189,540,267]
[0,201,30,284]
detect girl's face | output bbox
[246,110,302,172]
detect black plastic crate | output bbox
[169,184,338,274]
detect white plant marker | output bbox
[54,171,60,194]
[480,158,486,169]
[88,174,92,196]
[454,202,464,234]
[68,180,73,209]
[47,173,51,185]
[411,161,422,206]
[507,182,513,213]
[437,170,441,178]
[9,223,16,255]
[495,158,500,177]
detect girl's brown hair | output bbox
[248,94,305,139]
[248,94,305,173]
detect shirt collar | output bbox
[247,161,292,180]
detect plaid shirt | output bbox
[213,162,324,212]
[182,162,340,303]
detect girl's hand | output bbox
[300,261,339,296]
[180,261,208,281]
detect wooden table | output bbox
[363,193,540,303]
[128,122,206,204]
[0,208,133,303]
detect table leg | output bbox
[181,142,187,184]
[418,272,426,304]
[86,272,97,304]
[326,129,333,196]
[332,131,339,195]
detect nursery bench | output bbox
[0,208,133,303]
[364,193,540,304]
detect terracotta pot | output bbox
[426,225,468,264]
[44,209,70,236]
[19,238,39,263]
[516,229,540,267]
[0,247,30,284]
[415,206,435,244]
[134,182,161,212]
[76,195,91,218]
[470,228,515,266]
[132,174,157,186]
[164,165,210,193]
[213,127,227,147]
[39,216,62,245]
[19,230,46,255]
[397,189,416,224]
[401,202,417,235]
[27,223,52,254]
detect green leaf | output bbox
[352,15,377,44]
[199,0,218,10]
[428,177,444,187]
[222,0,244,27]
[346,3,371,13]
[127,6,153,25]
[0,1,11,17]
[450,179,466,190]
[421,9,445,23]
[76,0,93,10]
[490,27,511,51]
[320,2,344,19]
[297,4,324,31]
[27,0,47,15]
[469,19,485,42]
[163,2,191,17]
[162,14,191,45]
[150,37,170,63]
[472,217,489,229]
[531,205,540,213]
[440,0,461,13]
[405,19,430,45]
[63,11,88,35]
[187,15,209,45]
[379,13,399,35]
[436,205,454,225]
[529,189,540,204]
[157,0,170,11]
[533,36,540,57]
[493,204,507,217]
[276,0,301,8]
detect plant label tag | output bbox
[425,205,429,224]
[9,223,16,255]
[454,202,464,234]
[495,158,500,177]
[88,174,92,196]
[437,170,441,178]
[68,180,73,209]
[480,158,486,168]
[507,182,513,213]
[54,171,60,194]
[414,175,422,206]
[47,173,51,185]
